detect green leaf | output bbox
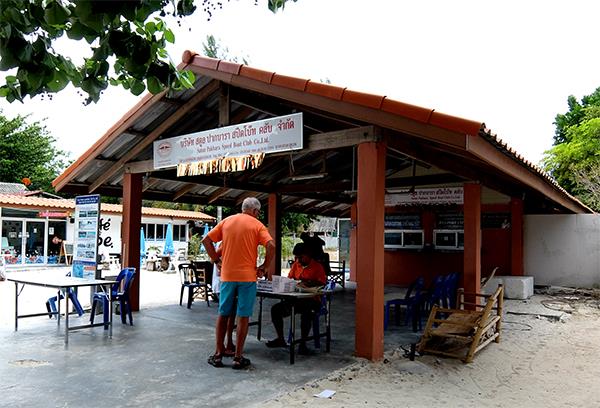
[144,21,156,35]
[147,76,162,94]
[47,70,69,92]
[164,28,174,43]
[130,79,145,95]
[44,2,71,25]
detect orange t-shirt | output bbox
[207,213,272,282]
[288,259,326,285]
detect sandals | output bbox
[232,356,251,370]
[266,338,288,348]
[207,354,224,368]
[222,344,236,358]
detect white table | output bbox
[6,272,117,344]
[256,289,333,364]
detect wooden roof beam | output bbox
[172,183,198,200]
[88,80,220,193]
[207,187,231,204]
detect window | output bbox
[434,229,464,250]
[156,224,164,240]
[384,229,424,249]
[147,224,155,239]
[173,225,187,241]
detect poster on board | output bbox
[72,194,101,279]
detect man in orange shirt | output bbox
[202,197,274,369]
[266,243,326,355]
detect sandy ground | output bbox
[257,289,600,408]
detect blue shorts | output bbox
[219,281,257,317]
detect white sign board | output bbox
[386,187,464,206]
[153,113,303,169]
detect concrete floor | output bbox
[0,270,415,407]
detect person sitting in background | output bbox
[300,231,331,277]
[211,245,236,358]
[266,243,326,355]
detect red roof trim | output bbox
[239,66,275,84]
[305,81,346,100]
[271,73,309,91]
[429,112,482,136]
[380,98,433,124]
[341,89,385,110]
[217,60,242,75]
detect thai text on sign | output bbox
[385,187,464,206]
[153,113,303,170]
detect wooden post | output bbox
[510,197,524,276]
[463,182,482,295]
[349,201,357,282]
[122,173,143,311]
[267,193,281,277]
[355,141,386,361]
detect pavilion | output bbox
[53,51,591,361]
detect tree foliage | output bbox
[0,110,69,192]
[0,0,295,105]
[543,87,600,209]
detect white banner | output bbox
[153,113,303,169]
[386,187,464,206]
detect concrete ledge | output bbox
[484,276,534,300]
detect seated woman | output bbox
[266,243,326,355]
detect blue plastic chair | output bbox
[312,281,335,348]
[443,272,460,308]
[46,271,85,318]
[90,267,136,328]
[287,281,335,348]
[46,288,85,318]
[422,275,446,316]
[384,277,424,330]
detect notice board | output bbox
[72,194,101,279]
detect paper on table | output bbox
[314,389,336,398]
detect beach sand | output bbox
[257,291,600,407]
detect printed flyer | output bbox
[72,194,100,279]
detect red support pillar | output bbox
[267,193,281,277]
[463,183,481,294]
[355,141,386,361]
[122,173,142,311]
[349,202,357,282]
[510,197,524,276]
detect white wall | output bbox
[524,214,600,287]
[96,214,189,260]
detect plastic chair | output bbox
[384,277,424,330]
[45,271,85,318]
[422,275,446,316]
[312,281,335,348]
[90,267,136,328]
[443,272,460,308]
[46,288,85,318]
[287,281,335,348]
[179,262,211,308]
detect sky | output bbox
[1,0,600,166]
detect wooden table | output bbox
[6,272,117,344]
